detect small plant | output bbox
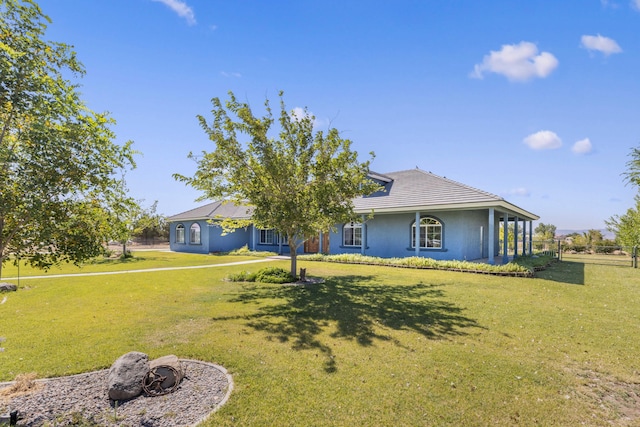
[228,245,277,257]
[226,267,294,283]
[226,270,257,282]
[254,267,295,284]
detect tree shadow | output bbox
[535,261,585,285]
[214,275,482,373]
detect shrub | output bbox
[298,253,551,277]
[226,267,294,283]
[228,245,277,257]
[255,267,295,284]
[226,270,257,282]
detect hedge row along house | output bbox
[168,168,539,264]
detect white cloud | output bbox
[523,130,562,150]
[470,41,559,82]
[581,34,622,56]
[504,188,531,197]
[633,0,640,10]
[290,107,325,129]
[572,138,593,154]
[220,71,242,78]
[151,0,196,25]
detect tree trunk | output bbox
[288,237,297,278]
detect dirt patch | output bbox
[572,368,640,425]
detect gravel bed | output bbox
[0,360,232,427]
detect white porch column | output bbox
[488,208,495,265]
[415,211,421,257]
[529,221,533,254]
[502,214,509,264]
[361,214,367,256]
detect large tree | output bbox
[534,223,556,241]
[606,196,640,248]
[174,91,380,277]
[0,0,135,278]
[607,145,640,248]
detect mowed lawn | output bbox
[1,252,640,426]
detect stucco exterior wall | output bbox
[169,220,252,254]
[329,210,497,261]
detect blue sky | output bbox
[37,0,640,231]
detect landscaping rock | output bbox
[107,351,149,401]
[0,283,17,292]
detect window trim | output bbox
[343,222,363,247]
[190,223,201,245]
[259,228,276,245]
[411,216,443,249]
[175,223,185,244]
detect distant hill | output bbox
[556,229,615,240]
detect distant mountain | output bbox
[556,229,615,240]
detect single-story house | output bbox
[167,168,539,264]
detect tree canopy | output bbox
[607,145,640,248]
[534,223,556,241]
[174,91,380,276]
[0,0,136,277]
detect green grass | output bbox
[0,251,259,278]
[1,254,639,426]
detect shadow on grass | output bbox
[535,260,585,285]
[215,275,482,373]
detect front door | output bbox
[304,235,319,253]
[303,233,330,254]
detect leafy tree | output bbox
[111,199,165,254]
[534,223,556,241]
[132,201,167,244]
[606,196,640,248]
[622,146,640,188]
[0,0,135,277]
[111,197,160,258]
[607,144,640,248]
[174,91,379,277]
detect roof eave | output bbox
[355,200,539,221]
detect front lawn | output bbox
[1,255,639,426]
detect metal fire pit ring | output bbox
[142,365,181,396]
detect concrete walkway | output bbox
[1,258,276,281]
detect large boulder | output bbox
[107,351,149,401]
[0,283,17,292]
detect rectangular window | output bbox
[343,223,362,246]
[260,229,275,245]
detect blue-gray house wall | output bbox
[170,209,504,261]
[169,220,294,254]
[329,210,500,261]
[169,220,251,254]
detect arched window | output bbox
[175,224,185,244]
[411,217,442,249]
[190,223,201,244]
[343,222,362,247]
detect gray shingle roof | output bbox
[167,200,253,221]
[168,168,538,221]
[354,168,538,220]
